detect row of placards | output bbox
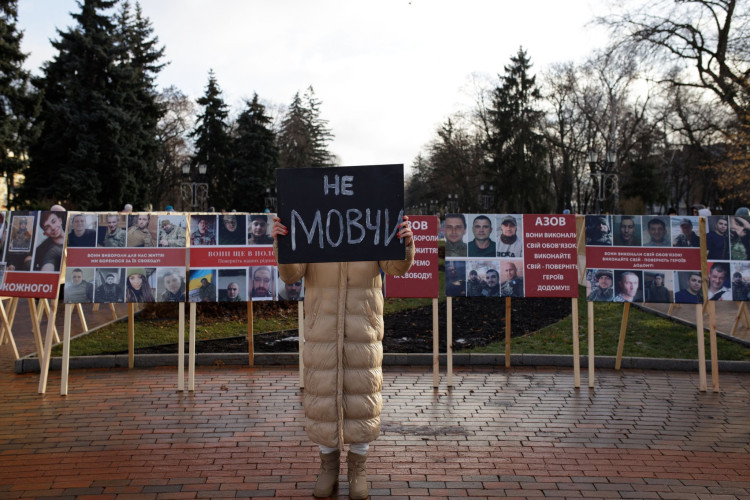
[4,210,748,304]
[583,214,750,303]
[64,266,304,303]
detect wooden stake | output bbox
[615,302,630,370]
[587,301,595,388]
[37,296,60,394]
[0,298,18,359]
[178,302,185,392]
[696,304,707,392]
[189,302,196,391]
[432,298,439,388]
[127,303,135,369]
[28,298,43,360]
[708,300,719,392]
[504,297,511,367]
[447,296,453,388]
[572,297,580,388]
[247,301,254,366]
[75,303,88,332]
[61,304,73,396]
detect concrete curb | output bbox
[15,352,750,374]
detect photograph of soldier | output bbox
[642,216,671,247]
[190,215,217,246]
[251,265,275,300]
[466,269,484,297]
[99,213,126,247]
[126,214,156,247]
[125,268,156,303]
[613,270,643,302]
[218,214,247,245]
[585,215,612,246]
[33,210,66,271]
[499,260,524,297]
[496,215,523,257]
[94,268,125,303]
[671,216,700,247]
[67,213,97,247]
[586,269,614,302]
[613,215,642,246]
[157,268,186,302]
[729,215,750,260]
[187,270,217,302]
[158,215,187,248]
[443,214,467,257]
[644,271,673,303]
[218,269,247,302]
[445,260,466,297]
[707,262,730,301]
[64,267,94,303]
[674,271,703,303]
[465,261,499,297]
[248,215,273,245]
[706,216,730,260]
[731,263,750,301]
[278,276,304,301]
[467,214,496,257]
[9,214,33,252]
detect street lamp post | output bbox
[180,163,209,211]
[265,187,277,212]
[587,151,618,214]
[479,184,494,211]
[447,194,460,213]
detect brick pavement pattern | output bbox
[0,361,749,499]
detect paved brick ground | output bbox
[0,360,749,499]
[1,303,749,499]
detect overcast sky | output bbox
[17,0,610,172]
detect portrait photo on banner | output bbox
[218,268,247,302]
[189,269,217,302]
[157,267,186,302]
[66,212,98,248]
[190,214,217,246]
[157,215,187,248]
[98,213,127,247]
[218,214,247,246]
[278,274,304,301]
[64,267,94,303]
[445,260,466,297]
[33,210,66,272]
[126,213,157,248]
[94,267,125,303]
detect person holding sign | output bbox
[271,215,414,499]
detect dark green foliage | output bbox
[277,86,334,169]
[485,47,551,213]
[20,0,164,210]
[226,94,279,211]
[0,0,39,208]
[190,70,231,210]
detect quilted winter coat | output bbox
[275,242,415,448]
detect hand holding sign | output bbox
[275,164,406,263]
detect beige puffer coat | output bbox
[275,242,415,448]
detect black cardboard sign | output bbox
[276,164,405,263]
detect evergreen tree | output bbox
[21,0,165,210]
[113,1,166,207]
[227,93,278,211]
[0,0,39,208]
[190,70,231,210]
[485,47,551,212]
[277,86,334,168]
